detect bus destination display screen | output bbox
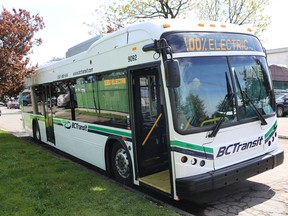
[165,33,263,53]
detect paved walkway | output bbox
[0,108,27,137]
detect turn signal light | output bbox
[181,156,188,163]
[163,23,170,28]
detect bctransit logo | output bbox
[62,120,88,131]
[62,120,71,129]
[216,136,264,158]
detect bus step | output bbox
[139,170,171,194]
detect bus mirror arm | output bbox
[143,39,181,88]
[142,42,157,52]
[158,39,181,88]
[142,40,160,52]
[142,39,172,54]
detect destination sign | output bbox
[165,33,263,53]
[104,78,126,86]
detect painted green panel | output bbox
[88,124,132,138]
[171,140,214,153]
[265,120,277,138]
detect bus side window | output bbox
[53,81,75,120]
[74,72,130,129]
[75,75,98,123]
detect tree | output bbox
[0,7,45,98]
[85,0,192,35]
[125,0,191,19]
[192,0,271,36]
[184,94,208,126]
[87,0,270,37]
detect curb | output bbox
[279,135,288,140]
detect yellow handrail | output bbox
[200,116,221,127]
[142,113,162,146]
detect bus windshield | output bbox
[170,56,274,133]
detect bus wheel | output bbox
[33,121,41,143]
[111,142,132,185]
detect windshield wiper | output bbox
[234,71,267,126]
[208,72,234,138]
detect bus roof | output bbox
[87,19,253,55]
[28,19,255,86]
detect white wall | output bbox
[267,47,288,67]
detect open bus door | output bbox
[130,66,171,194]
[43,85,55,144]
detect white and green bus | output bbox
[21,19,284,201]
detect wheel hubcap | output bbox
[115,148,130,179]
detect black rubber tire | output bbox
[111,142,132,185]
[33,121,41,143]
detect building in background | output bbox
[269,65,288,90]
[267,47,288,67]
[267,47,288,91]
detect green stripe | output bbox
[265,120,277,138]
[29,114,132,138]
[53,118,132,138]
[53,118,63,124]
[88,125,132,138]
[171,140,214,154]
[29,114,44,121]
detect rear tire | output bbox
[33,121,41,143]
[111,142,132,185]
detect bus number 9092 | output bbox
[128,54,137,62]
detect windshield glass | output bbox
[171,56,274,133]
[230,56,274,120]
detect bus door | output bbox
[43,85,55,144]
[131,66,171,194]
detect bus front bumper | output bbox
[176,148,284,199]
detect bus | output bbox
[21,19,284,201]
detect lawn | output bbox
[0,130,179,216]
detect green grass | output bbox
[0,130,179,216]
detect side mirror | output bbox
[165,59,180,88]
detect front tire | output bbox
[111,142,132,185]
